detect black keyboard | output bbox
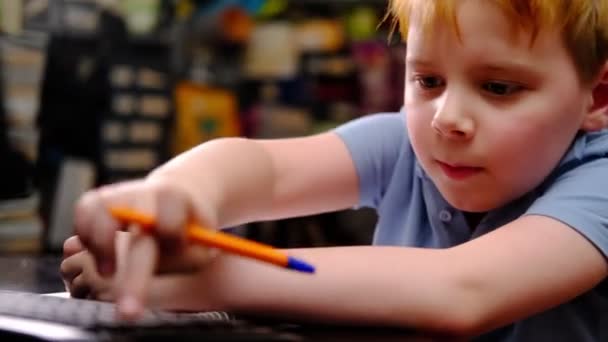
[0,290,301,341]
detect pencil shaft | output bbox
[109,207,288,267]
[186,226,288,266]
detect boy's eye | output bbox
[415,76,445,89]
[482,82,522,96]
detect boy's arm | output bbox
[445,214,607,334]
[74,132,360,317]
[149,132,359,227]
[170,215,606,336]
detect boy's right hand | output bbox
[70,176,220,318]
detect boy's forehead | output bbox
[395,0,607,84]
[405,1,568,71]
[400,0,561,42]
[406,0,562,49]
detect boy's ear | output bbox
[581,62,608,132]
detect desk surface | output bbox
[0,255,434,341]
[0,255,65,294]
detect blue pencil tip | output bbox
[287,256,316,273]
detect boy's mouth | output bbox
[436,160,483,180]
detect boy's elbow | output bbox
[435,303,485,338]
[412,274,490,337]
[434,277,496,337]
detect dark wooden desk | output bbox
[0,255,65,294]
[0,255,436,341]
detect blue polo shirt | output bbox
[334,112,608,341]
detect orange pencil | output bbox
[108,207,315,273]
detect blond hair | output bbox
[389,0,608,84]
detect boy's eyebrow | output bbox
[406,58,543,78]
[405,58,436,68]
[476,61,540,74]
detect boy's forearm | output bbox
[201,246,472,334]
[148,138,276,227]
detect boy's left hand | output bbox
[61,235,114,301]
[60,232,223,314]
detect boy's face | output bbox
[405,0,593,212]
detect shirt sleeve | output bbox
[525,157,608,258]
[333,113,406,209]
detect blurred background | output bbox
[0,0,405,256]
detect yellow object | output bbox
[173,82,240,155]
[258,0,288,18]
[175,0,195,20]
[296,19,345,53]
[120,0,161,35]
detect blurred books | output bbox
[0,193,43,253]
[0,26,47,254]
[1,32,47,163]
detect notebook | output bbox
[0,290,301,341]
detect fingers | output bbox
[70,177,209,320]
[153,182,190,252]
[116,232,159,320]
[60,250,95,298]
[61,233,132,290]
[74,190,122,276]
[69,274,90,299]
[74,180,152,277]
[61,247,117,302]
[149,179,220,274]
[60,251,86,286]
[63,236,84,259]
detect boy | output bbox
[61,0,608,339]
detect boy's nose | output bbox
[431,101,475,141]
